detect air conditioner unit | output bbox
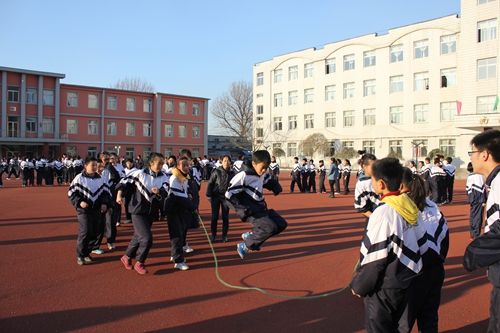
[9,106,16,111]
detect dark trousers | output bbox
[308,172,316,192]
[90,212,106,250]
[244,209,287,251]
[319,173,326,193]
[290,174,302,192]
[343,174,351,193]
[124,197,132,221]
[63,168,69,183]
[76,210,100,258]
[105,205,118,243]
[489,287,500,333]
[22,169,30,186]
[7,167,18,178]
[167,212,188,263]
[56,170,63,185]
[329,179,335,197]
[301,174,308,192]
[446,176,454,203]
[470,202,484,239]
[28,170,34,186]
[335,178,341,193]
[45,168,54,185]
[364,287,408,333]
[210,196,229,238]
[0,169,4,186]
[125,214,153,263]
[36,170,44,186]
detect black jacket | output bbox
[206,166,234,198]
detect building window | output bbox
[363,140,375,155]
[143,123,152,137]
[88,120,98,135]
[67,119,78,134]
[304,63,314,78]
[478,18,497,42]
[7,86,19,102]
[43,90,54,106]
[304,88,314,103]
[42,118,54,133]
[389,75,404,93]
[441,34,457,54]
[179,102,187,114]
[66,146,77,157]
[390,106,403,124]
[192,148,200,158]
[363,51,376,67]
[126,122,135,136]
[325,58,336,74]
[256,105,264,114]
[192,103,200,116]
[363,79,376,97]
[256,72,264,86]
[26,117,36,132]
[143,98,152,113]
[274,69,283,83]
[273,117,283,131]
[256,93,263,98]
[414,72,429,91]
[26,88,37,104]
[414,139,428,157]
[440,101,457,121]
[389,140,403,158]
[414,104,429,123]
[477,95,497,113]
[192,125,200,138]
[164,147,173,157]
[414,39,429,59]
[325,112,336,127]
[274,93,283,107]
[107,96,117,110]
[125,147,135,159]
[325,85,336,101]
[288,115,297,130]
[478,0,496,4]
[343,141,354,149]
[87,147,97,158]
[288,65,298,81]
[441,68,457,87]
[179,125,186,138]
[343,54,355,71]
[304,114,314,129]
[165,124,173,137]
[287,142,297,157]
[343,110,355,127]
[390,44,404,63]
[88,94,98,109]
[477,57,497,80]
[107,121,116,135]
[67,92,78,107]
[343,82,355,99]
[288,90,298,105]
[256,128,264,137]
[165,100,174,113]
[126,97,135,111]
[440,139,456,157]
[363,108,376,126]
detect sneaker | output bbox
[83,256,93,264]
[174,262,189,271]
[77,257,84,266]
[241,232,252,241]
[91,249,104,255]
[222,236,228,243]
[183,245,194,253]
[107,243,115,250]
[121,255,133,270]
[116,222,120,227]
[237,242,248,259]
[134,262,148,275]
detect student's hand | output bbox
[116,195,124,205]
[151,187,159,194]
[351,289,361,298]
[100,204,107,213]
[80,201,88,209]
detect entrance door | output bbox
[7,117,19,137]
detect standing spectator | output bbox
[328,157,339,198]
[465,162,486,239]
[342,159,352,194]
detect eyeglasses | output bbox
[468,150,481,156]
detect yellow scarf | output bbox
[171,167,190,181]
[381,193,419,225]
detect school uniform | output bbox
[7,158,19,179]
[342,164,352,194]
[35,159,45,186]
[206,166,235,240]
[20,160,29,187]
[233,160,244,174]
[428,165,447,204]
[354,175,380,216]
[201,158,210,180]
[419,163,432,195]
[54,160,64,185]
[290,162,302,193]
[269,162,280,181]
[102,163,122,244]
[318,164,326,193]
[73,159,83,177]
[45,160,54,185]
[225,161,287,251]
[0,160,7,187]
[301,163,309,192]
[443,163,456,203]
[27,160,35,186]
[123,166,138,222]
[308,163,316,192]
[466,172,486,239]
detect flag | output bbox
[456,100,462,115]
[494,96,499,111]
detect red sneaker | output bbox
[120,255,132,270]
[134,262,148,275]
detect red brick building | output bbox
[0,66,208,159]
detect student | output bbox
[465,162,486,239]
[290,157,302,193]
[206,155,234,242]
[420,157,432,194]
[407,160,417,174]
[117,152,169,275]
[335,158,342,194]
[225,150,286,259]
[20,158,29,187]
[328,157,339,198]
[269,156,280,182]
[399,168,449,333]
[301,158,309,192]
[350,158,427,333]
[122,158,138,224]
[54,158,64,185]
[342,159,352,194]
[463,130,500,332]
[35,158,45,186]
[318,160,326,193]
[68,157,111,266]
[428,158,447,205]
[354,154,379,218]
[443,157,456,204]
[0,158,7,187]
[308,159,316,193]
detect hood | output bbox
[381,193,419,225]
[241,160,258,176]
[172,167,190,181]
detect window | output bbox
[126,122,135,136]
[179,125,186,138]
[126,97,135,111]
[88,120,98,135]
[478,0,496,3]
[274,93,283,107]
[67,92,78,107]
[43,90,54,106]
[414,72,429,91]
[414,139,428,157]
[8,86,19,102]
[192,125,200,138]
[88,94,98,109]
[325,58,336,74]
[363,51,376,67]
[440,139,456,157]
[414,39,429,59]
[477,57,497,80]
[288,90,298,105]
[256,105,264,114]
[165,100,174,113]
[107,121,117,135]
[304,88,314,103]
[274,69,283,83]
[256,72,264,85]
[165,124,173,137]
[414,104,429,123]
[343,141,354,149]
[87,147,98,158]
[440,101,457,121]
[390,44,404,63]
[343,54,355,71]
[143,123,152,137]
[478,19,497,42]
[441,34,457,54]
[107,96,117,110]
[67,119,78,134]
[389,140,403,158]
[363,79,376,97]
[363,140,375,155]
[125,147,135,159]
[256,128,264,137]
[343,82,355,99]
[179,102,187,114]
[66,146,77,157]
[390,106,403,124]
[273,117,283,131]
[325,112,336,127]
[192,103,200,116]
[287,143,297,157]
[164,147,173,157]
[363,108,376,126]
[304,114,314,129]
[477,95,497,113]
[26,88,37,104]
[304,63,314,78]
[143,98,152,113]
[389,75,404,93]
[441,68,457,87]
[256,93,263,98]
[42,118,54,133]
[288,115,297,130]
[192,148,200,158]
[343,110,355,127]
[325,85,336,101]
[26,117,36,132]
[288,66,298,81]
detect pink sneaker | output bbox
[134,262,148,275]
[120,255,132,270]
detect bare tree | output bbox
[299,133,330,157]
[211,81,253,145]
[111,77,155,92]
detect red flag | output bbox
[456,100,462,115]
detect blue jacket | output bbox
[328,163,339,181]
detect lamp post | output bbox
[114,145,121,157]
[411,141,424,166]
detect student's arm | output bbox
[68,176,85,208]
[263,173,282,195]
[206,170,218,198]
[354,180,373,216]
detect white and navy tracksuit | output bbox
[419,163,432,194]
[123,167,138,222]
[399,199,449,333]
[443,163,456,203]
[118,168,169,263]
[290,162,302,193]
[54,160,64,185]
[342,164,351,194]
[269,162,280,181]
[225,162,287,251]
[354,175,380,216]
[68,172,111,259]
[428,166,447,204]
[233,159,244,174]
[308,163,316,192]
[466,172,486,239]
[318,164,326,193]
[301,163,309,192]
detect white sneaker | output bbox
[183,245,194,253]
[107,243,115,250]
[170,256,187,263]
[174,262,189,271]
[91,249,104,255]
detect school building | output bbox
[253,0,500,170]
[0,66,209,159]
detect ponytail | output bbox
[402,168,427,211]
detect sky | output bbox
[0,0,460,134]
